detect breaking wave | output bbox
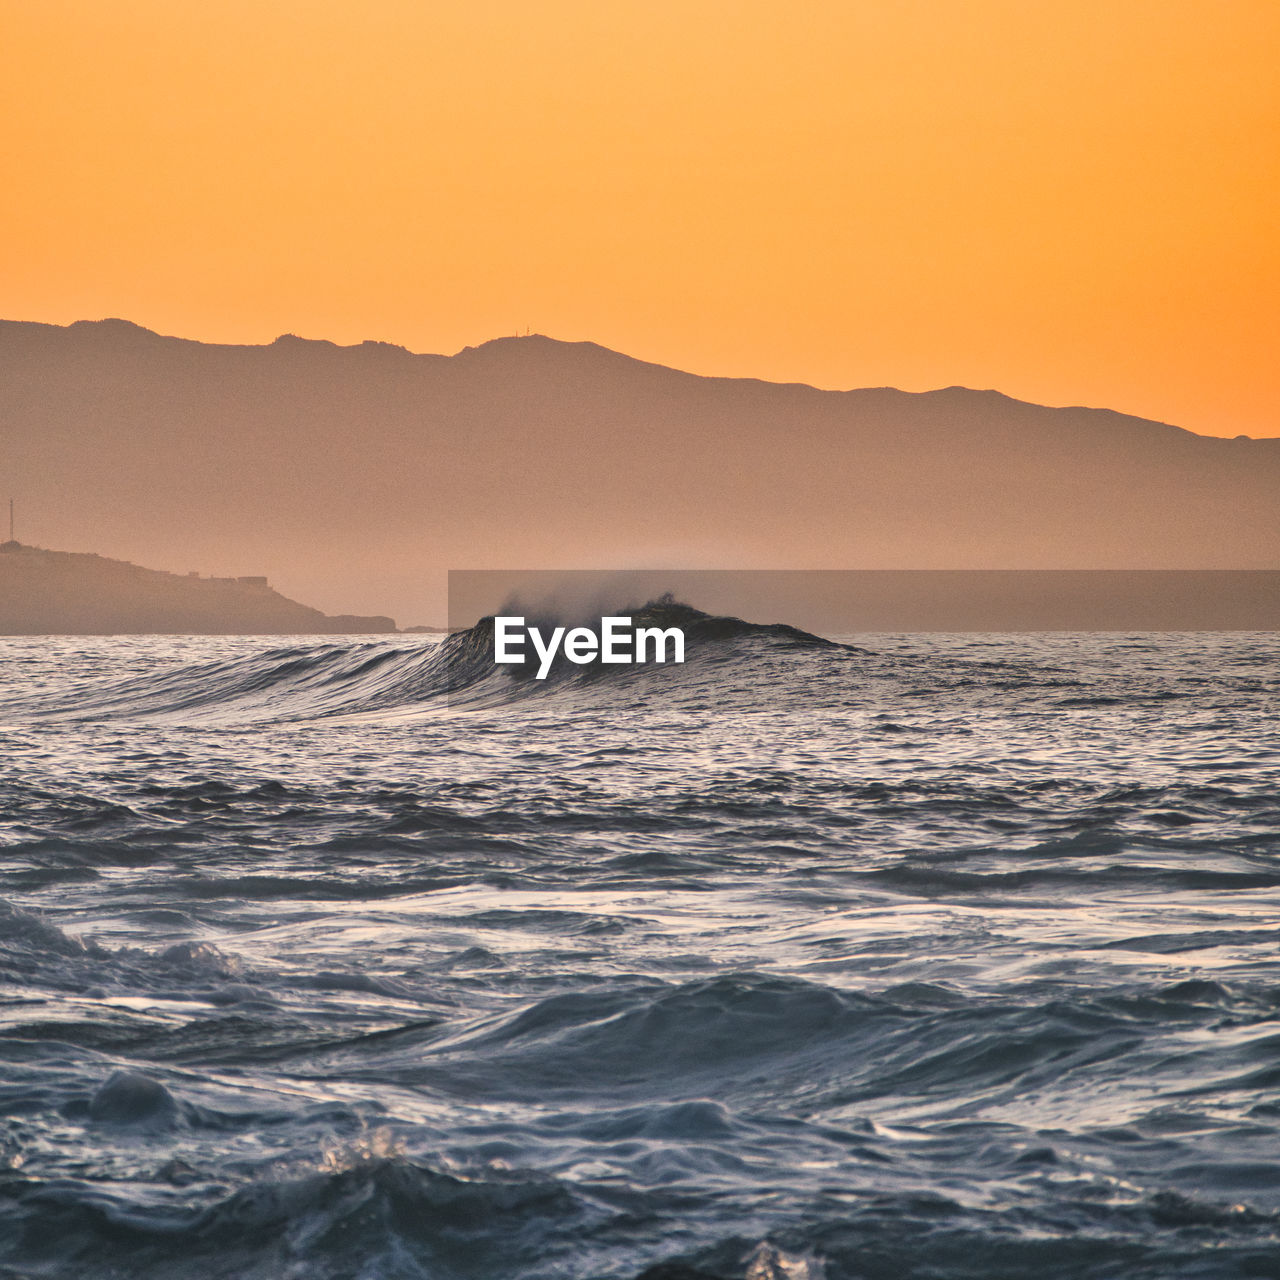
[0,599,853,724]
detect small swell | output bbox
[0,599,855,725]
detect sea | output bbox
[1,607,1278,1279]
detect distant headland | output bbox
[0,541,397,635]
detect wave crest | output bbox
[2,600,850,724]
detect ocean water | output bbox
[1,612,1279,1279]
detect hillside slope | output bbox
[0,541,396,634]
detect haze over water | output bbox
[2,615,1279,1278]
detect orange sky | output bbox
[2,0,1277,437]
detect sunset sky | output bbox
[3,0,1277,438]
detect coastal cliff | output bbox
[0,542,397,634]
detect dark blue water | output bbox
[1,616,1279,1278]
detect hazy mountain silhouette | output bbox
[0,541,396,635]
[2,318,1276,622]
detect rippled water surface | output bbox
[1,621,1278,1279]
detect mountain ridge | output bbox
[5,317,1253,441]
[1,317,1276,622]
